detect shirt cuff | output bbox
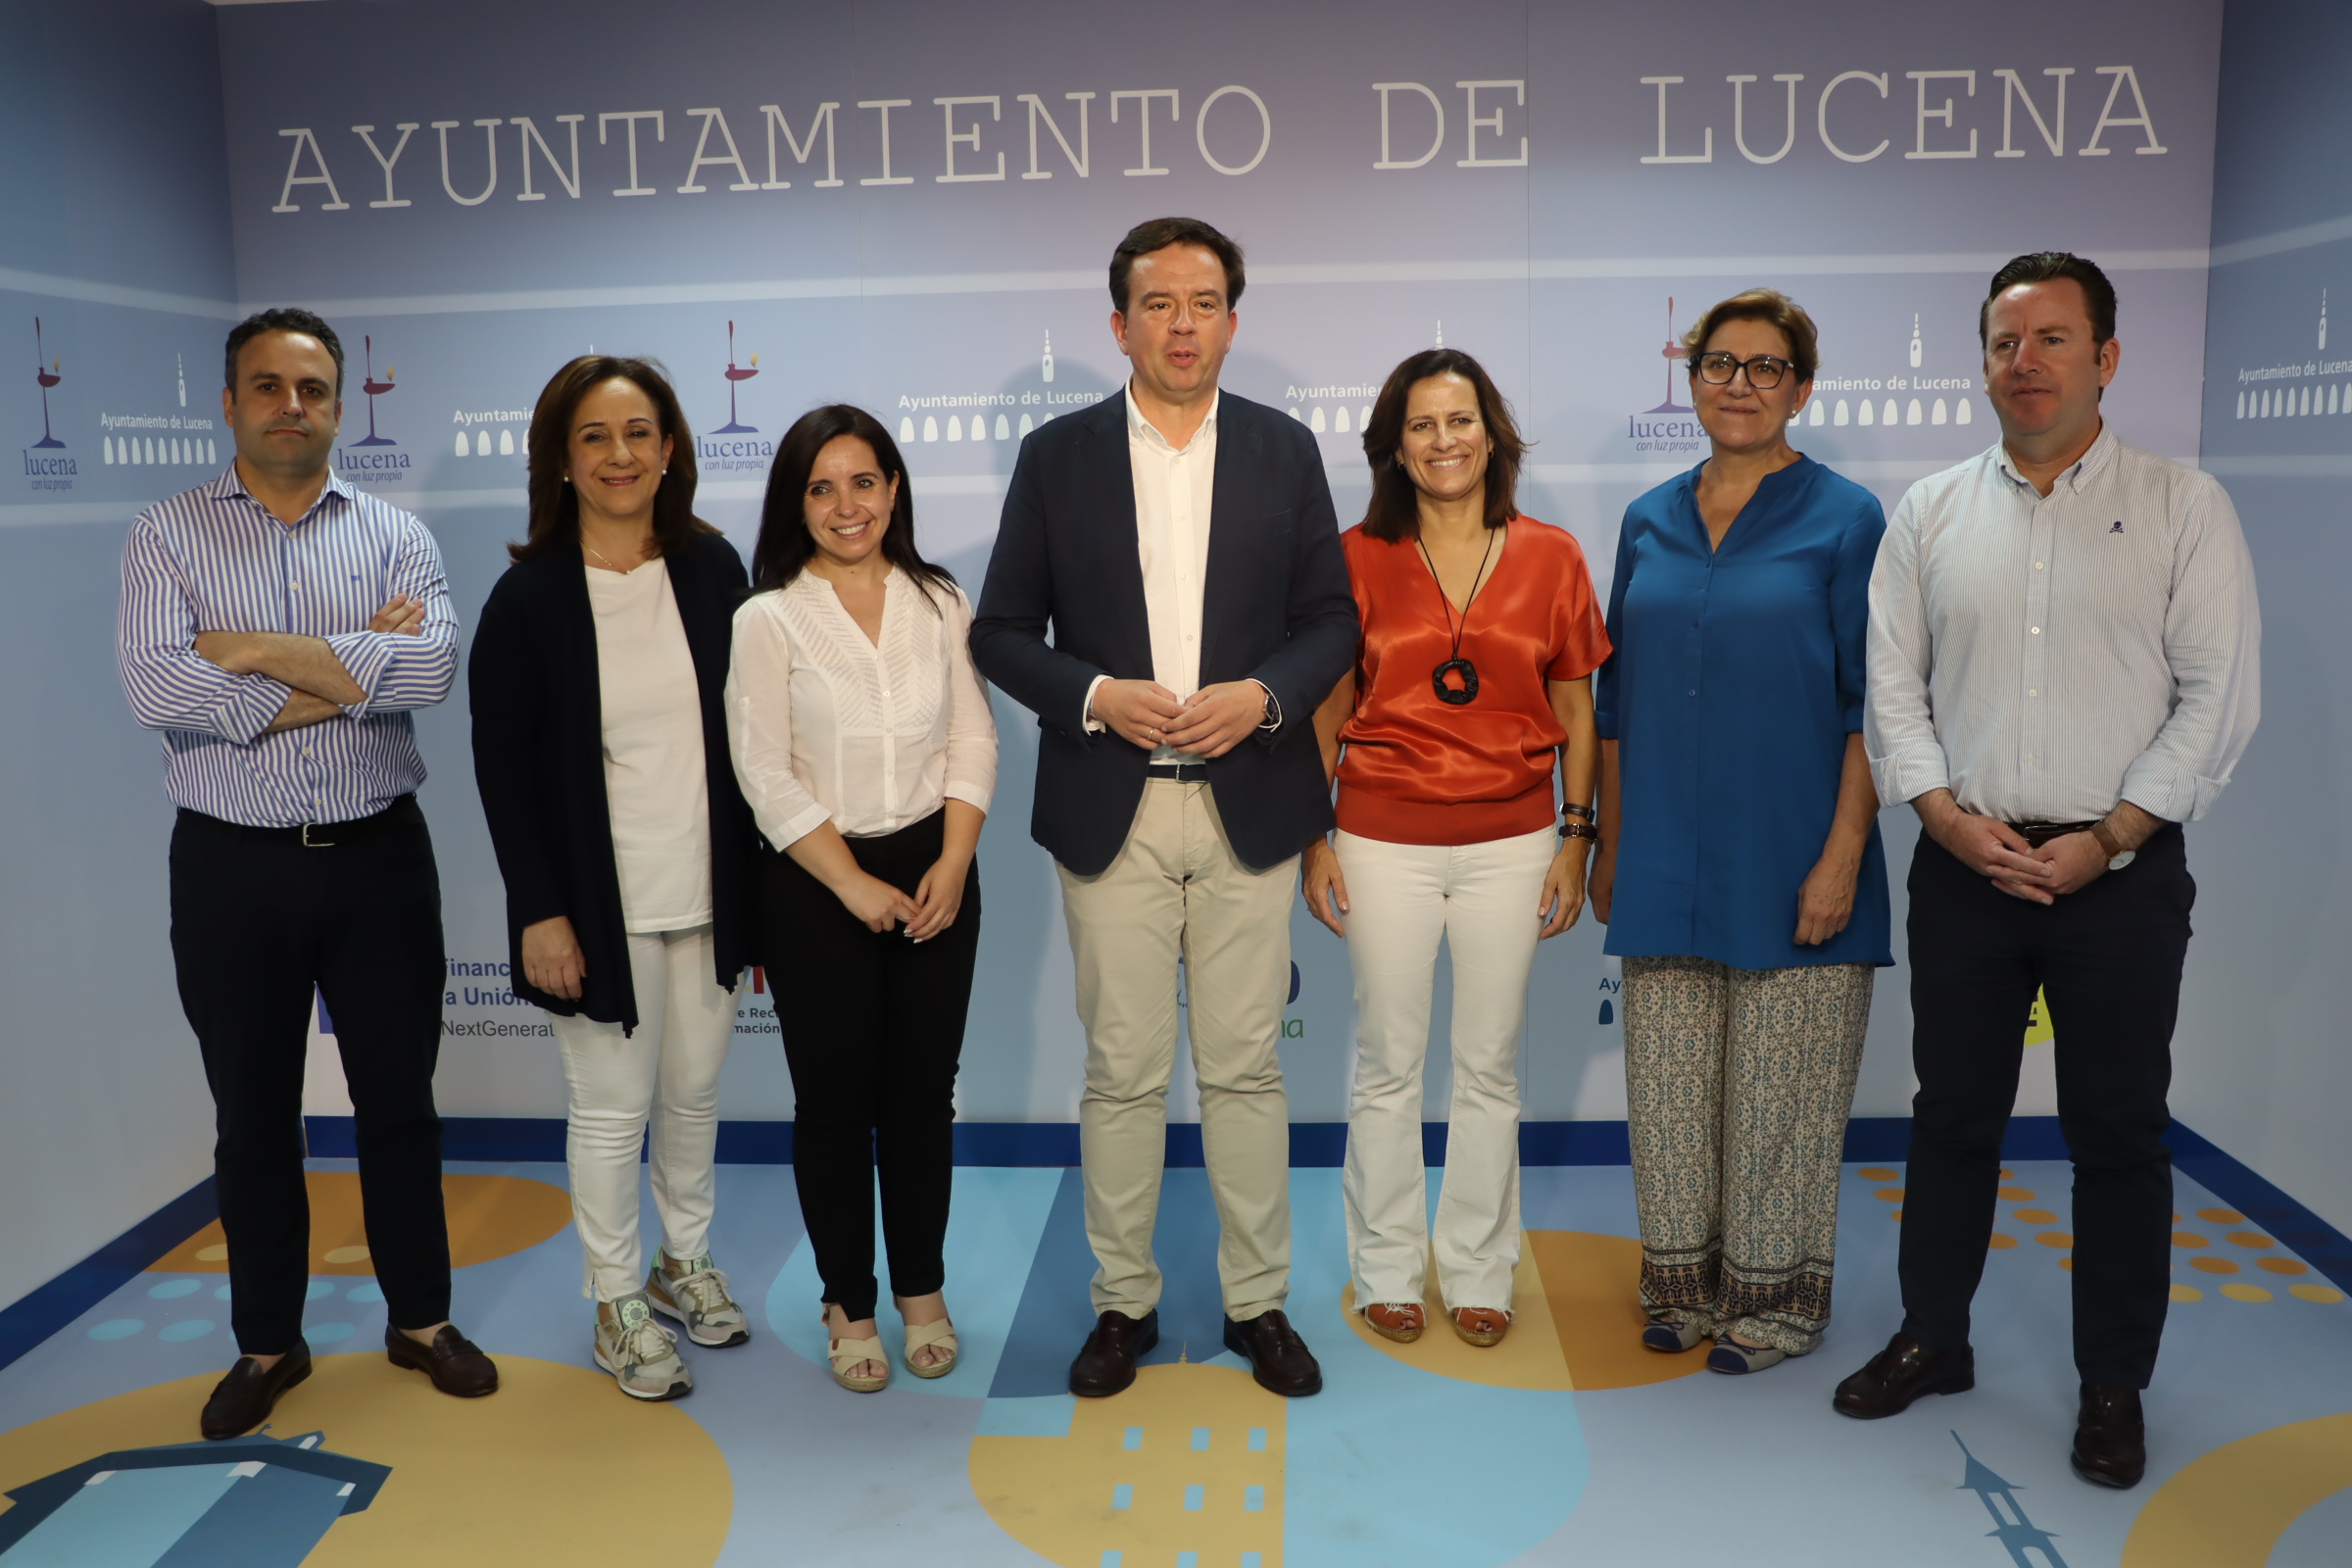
[325,630,398,718]
[761,801,837,854]
[1869,746,1951,808]
[944,779,996,816]
[1250,679,1281,731]
[1082,673,1109,734]
[2120,753,2222,823]
[218,673,296,744]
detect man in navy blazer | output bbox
[972,218,1357,1399]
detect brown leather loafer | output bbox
[385,1324,499,1396]
[1449,1307,1509,1348]
[1069,1308,1159,1396]
[2072,1384,2147,1489]
[1223,1310,1322,1396]
[200,1338,313,1440]
[1363,1302,1424,1343]
[1832,1332,1975,1419]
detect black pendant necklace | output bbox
[1417,525,1498,706]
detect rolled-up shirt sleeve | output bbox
[1864,487,1953,806]
[327,518,459,719]
[724,599,836,852]
[2119,475,2262,821]
[118,513,292,743]
[943,589,1000,814]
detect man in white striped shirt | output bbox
[1840,255,2260,1490]
[118,309,498,1440]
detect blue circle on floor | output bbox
[147,1279,200,1299]
[88,1319,144,1340]
[307,1280,336,1300]
[215,1285,233,1300]
[308,1322,357,1344]
[159,1320,216,1343]
[346,1283,384,1304]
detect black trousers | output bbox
[169,801,453,1353]
[1898,826,2193,1389]
[760,810,979,1323]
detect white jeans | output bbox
[546,924,740,1301]
[1338,825,1554,1312]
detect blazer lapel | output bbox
[1198,396,1261,682]
[1087,391,1153,680]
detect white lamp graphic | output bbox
[1042,330,1054,384]
[1910,316,1923,368]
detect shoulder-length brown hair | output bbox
[1359,348,1527,542]
[512,355,717,564]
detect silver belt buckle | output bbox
[300,821,330,848]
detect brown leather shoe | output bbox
[1449,1307,1509,1348]
[1832,1332,1975,1419]
[385,1324,499,1396]
[1223,1310,1323,1396]
[200,1338,313,1440]
[2071,1384,2147,1489]
[1069,1309,1158,1397]
[1363,1302,1424,1343]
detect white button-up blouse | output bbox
[724,566,999,850]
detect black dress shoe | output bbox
[2072,1384,2147,1489]
[385,1324,500,1396]
[1832,1332,1975,1419]
[1069,1309,1159,1397]
[1222,1310,1322,1396]
[200,1338,313,1440]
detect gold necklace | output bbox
[582,537,641,572]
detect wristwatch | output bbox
[2090,818,2134,871]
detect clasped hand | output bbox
[1926,799,2107,904]
[1092,678,1265,760]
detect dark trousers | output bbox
[169,802,453,1353]
[1898,826,2193,1389]
[760,810,979,1323]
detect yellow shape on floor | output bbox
[147,1172,573,1274]
[1340,1231,1707,1391]
[2024,988,2053,1045]
[969,1361,1282,1568]
[2122,1411,2352,1566]
[0,1353,728,1567]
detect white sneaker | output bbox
[595,1292,691,1401]
[648,1250,751,1348]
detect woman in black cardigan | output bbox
[469,356,758,1402]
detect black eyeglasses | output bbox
[1690,351,1794,390]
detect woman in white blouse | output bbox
[726,404,998,1393]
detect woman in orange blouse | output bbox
[1306,349,1609,1348]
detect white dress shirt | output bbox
[1866,424,2261,824]
[584,559,711,931]
[725,566,998,850]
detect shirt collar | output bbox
[1994,420,2118,495]
[1124,378,1219,456]
[215,459,355,526]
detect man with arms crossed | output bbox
[119,309,498,1439]
[1843,254,2259,1488]
[972,219,1358,1397]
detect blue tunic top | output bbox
[1595,456,1892,969]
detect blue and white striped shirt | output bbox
[117,466,459,827]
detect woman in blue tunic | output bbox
[1592,289,1892,1375]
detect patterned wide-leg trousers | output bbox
[1621,956,1875,1355]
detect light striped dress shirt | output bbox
[117,466,459,827]
[1865,425,2260,825]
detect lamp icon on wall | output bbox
[30,317,64,449]
[352,335,397,448]
[1649,297,1691,414]
[715,320,759,433]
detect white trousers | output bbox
[1338,825,1554,1312]
[546,924,740,1301]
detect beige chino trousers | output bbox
[1057,778,1298,1321]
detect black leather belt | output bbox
[1147,762,1210,783]
[2006,819,2100,850]
[179,794,422,848]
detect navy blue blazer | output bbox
[970,389,1359,875]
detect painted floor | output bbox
[0,1157,2346,1567]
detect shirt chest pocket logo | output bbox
[2110,520,2125,534]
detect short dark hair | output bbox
[1980,252,2117,346]
[751,405,956,608]
[1109,218,1246,314]
[1359,348,1528,542]
[513,356,718,564]
[224,308,344,397]
[1681,288,1821,383]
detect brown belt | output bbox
[2005,819,2101,850]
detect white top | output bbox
[1865,425,2261,824]
[725,566,999,849]
[1082,381,1221,762]
[583,559,712,932]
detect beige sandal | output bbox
[824,1310,889,1393]
[903,1317,959,1379]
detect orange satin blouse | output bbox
[1336,515,1611,846]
